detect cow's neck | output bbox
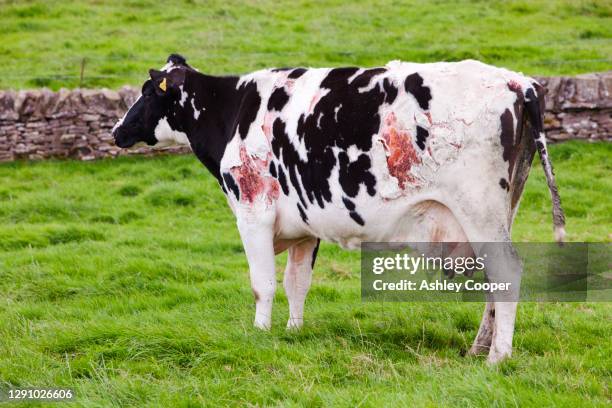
[167,71,244,181]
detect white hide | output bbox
[191,97,202,120]
[179,85,188,107]
[154,117,190,147]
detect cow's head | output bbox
[112,54,193,148]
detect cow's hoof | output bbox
[286,318,303,330]
[253,320,271,330]
[486,348,512,364]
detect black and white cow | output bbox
[112,54,565,363]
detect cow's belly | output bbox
[272,147,500,250]
[274,193,432,249]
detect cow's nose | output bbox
[111,120,124,138]
[111,128,122,145]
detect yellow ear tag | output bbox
[159,78,167,92]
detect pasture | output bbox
[0,142,610,406]
[1,0,611,406]
[0,0,611,90]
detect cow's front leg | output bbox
[284,238,319,329]
[236,208,277,330]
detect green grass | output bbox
[0,0,611,90]
[1,1,611,403]
[0,141,610,406]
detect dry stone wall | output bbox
[535,72,611,142]
[0,87,187,162]
[0,72,610,162]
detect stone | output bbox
[60,134,76,142]
[81,114,100,122]
[0,72,609,163]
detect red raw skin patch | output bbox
[266,176,280,203]
[262,111,275,141]
[309,90,324,113]
[230,145,280,205]
[382,112,422,189]
[507,80,522,93]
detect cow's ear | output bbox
[149,68,186,96]
[149,69,168,96]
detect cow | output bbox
[112,54,565,363]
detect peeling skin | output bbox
[267,178,281,203]
[426,145,440,166]
[284,79,296,92]
[230,144,280,205]
[381,112,422,189]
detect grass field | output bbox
[0,0,611,90]
[0,141,610,406]
[1,0,611,406]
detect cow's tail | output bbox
[524,83,566,243]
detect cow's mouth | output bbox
[114,136,137,148]
[113,128,147,148]
[115,136,154,149]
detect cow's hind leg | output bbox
[284,238,319,329]
[470,239,522,364]
[467,302,495,356]
[487,243,521,363]
[413,200,521,362]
